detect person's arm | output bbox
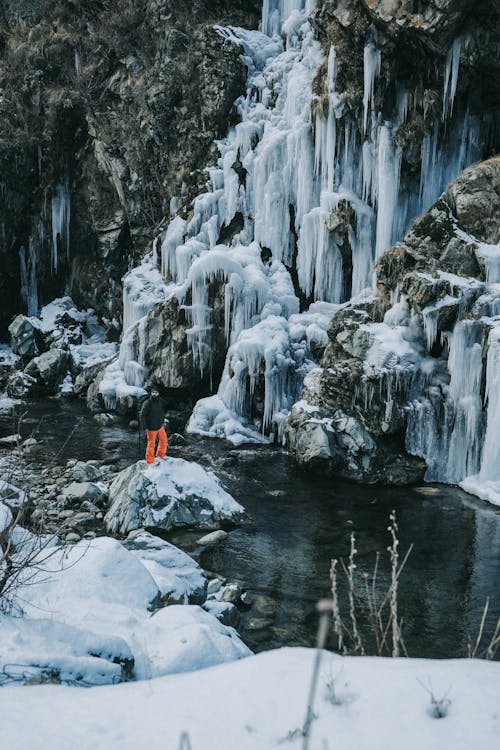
[139,400,150,430]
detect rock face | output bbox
[105,458,245,536]
[0,0,261,335]
[285,157,500,487]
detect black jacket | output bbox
[140,396,167,431]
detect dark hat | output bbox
[149,382,161,393]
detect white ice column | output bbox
[478,326,500,483]
[363,43,381,135]
[51,180,71,273]
[446,320,484,482]
[374,124,402,259]
[442,37,462,120]
[261,0,315,36]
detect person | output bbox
[139,384,168,464]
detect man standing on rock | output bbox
[139,384,168,464]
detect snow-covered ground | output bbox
[1,647,499,750]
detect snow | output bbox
[123,529,206,602]
[5,535,249,684]
[69,342,117,370]
[1,647,499,749]
[142,458,244,518]
[0,613,130,687]
[0,344,20,367]
[0,395,18,414]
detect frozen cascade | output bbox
[261,0,315,37]
[51,181,71,273]
[111,0,493,448]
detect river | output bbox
[1,397,499,659]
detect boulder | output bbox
[8,315,41,358]
[122,529,207,605]
[70,461,102,483]
[104,458,244,536]
[5,371,36,398]
[25,348,69,387]
[61,481,107,507]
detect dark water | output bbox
[2,398,500,659]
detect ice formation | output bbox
[51,180,71,273]
[111,3,493,471]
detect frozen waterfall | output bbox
[111,1,492,455]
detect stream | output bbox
[2,397,500,660]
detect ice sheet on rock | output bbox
[362,321,422,374]
[187,394,273,445]
[122,261,168,332]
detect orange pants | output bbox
[145,427,168,464]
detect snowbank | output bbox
[1,647,498,749]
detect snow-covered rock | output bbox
[122,529,207,604]
[0,614,132,686]
[196,529,228,545]
[105,458,244,536]
[8,535,249,682]
[134,605,250,679]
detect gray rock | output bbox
[196,530,228,546]
[8,315,40,358]
[104,458,244,536]
[202,600,240,628]
[25,348,69,387]
[64,532,81,543]
[71,461,102,483]
[65,512,97,533]
[61,481,107,506]
[220,583,242,605]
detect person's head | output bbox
[150,384,160,398]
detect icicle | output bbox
[51,180,71,273]
[161,216,186,281]
[442,37,462,120]
[19,241,38,317]
[363,43,381,135]
[374,125,402,258]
